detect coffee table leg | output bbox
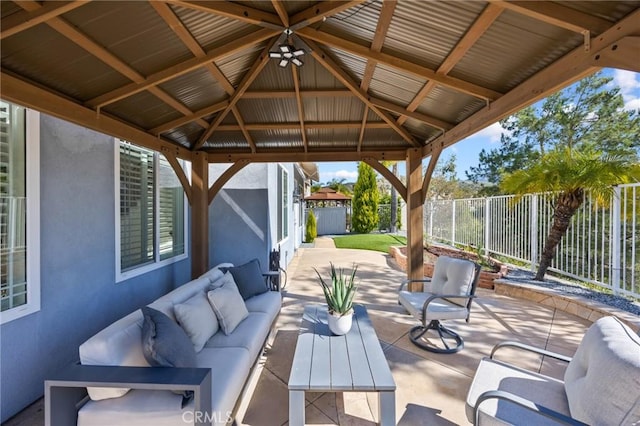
[378,390,395,426]
[289,390,305,426]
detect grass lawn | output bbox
[332,233,407,253]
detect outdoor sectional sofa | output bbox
[46,262,281,426]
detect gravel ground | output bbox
[505,268,640,316]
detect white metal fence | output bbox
[425,183,640,299]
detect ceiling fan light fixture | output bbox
[279,45,291,53]
[293,49,305,57]
[291,58,304,67]
[278,59,289,68]
[269,52,281,58]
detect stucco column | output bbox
[191,152,209,279]
[406,148,424,289]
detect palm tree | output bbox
[501,146,640,281]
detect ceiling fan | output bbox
[269,44,305,68]
[269,29,305,68]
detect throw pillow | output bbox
[223,258,268,300]
[207,273,249,335]
[141,307,197,368]
[173,292,219,352]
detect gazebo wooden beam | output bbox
[426,8,640,155]
[363,158,407,202]
[291,65,309,152]
[194,37,279,149]
[290,0,366,29]
[398,3,502,125]
[167,0,283,29]
[216,122,389,131]
[207,149,408,163]
[303,38,421,148]
[271,0,289,27]
[405,148,424,283]
[370,97,453,131]
[297,27,503,101]
[86,28,280,109]
[162,150,193,205]
[243,89,354,98]
[0,0,89,40]
[232,106,257,153]
[151,100,229,135]
[208,160,251,204]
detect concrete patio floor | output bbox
[238,242,591,426]
[5,240,592,426]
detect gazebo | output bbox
[305,187,352,208]
[1,0,638,281]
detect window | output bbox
[0,101,40,324]
[116,141,187,281]
[277,166,288,242]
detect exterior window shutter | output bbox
[119,143,155,271]
[158,155,184,260]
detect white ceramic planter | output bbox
[327,310,353,335]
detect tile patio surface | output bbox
[6,240,592,426]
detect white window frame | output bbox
[115,141,189,282]
[0,108,40,324]
[278,165,289,243]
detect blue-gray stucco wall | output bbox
[0,115,191,422]
[209,188,270,269]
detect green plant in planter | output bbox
[314,263,358,316]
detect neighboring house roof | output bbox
[305,187,351,201]
[298,162,319,182]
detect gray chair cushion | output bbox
[399,290,469,321]
[564,316,640,425]
[207,273,249,335]
[141,307,197,368]
[466,358,570,426]
[222,258,268,300]
[431,256,476,306]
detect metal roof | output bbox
[1,0,638,164]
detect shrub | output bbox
[305,209,317,242]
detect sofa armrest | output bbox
[45,363,212,426]
[490,341,572,363]
[474,390,587,426]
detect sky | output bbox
[318,69,640,183]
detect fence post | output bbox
[484,197,490,257]
[611,186,621,296]
[530,194,538,273]
[451,200,456,246]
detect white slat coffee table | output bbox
[288,304,396,425]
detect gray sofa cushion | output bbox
[207,273,249,335]
[173,291,219,352]
[244,291,282,318]
[466,358,570,425]
[141,307,196,368]
[564,316,640,425]
[222,259,268,300]
[205,312,273,362]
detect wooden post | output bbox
[405,148,424,289]
[191,152,209,279]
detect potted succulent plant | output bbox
[314,263,359,335]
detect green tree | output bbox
[381,161,399,232]
[428,154,481,199]
[503,146,639,280]
[305,209,317,242]
[466,73,640,193]
[351,162,379,233]
[327,178,352,195]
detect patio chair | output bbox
[465,316,640,425]
[398,255,481,353]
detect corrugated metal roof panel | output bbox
[233,0,316,15]
[216,42,267,87]
[307,128,359,148]
[1,1,23,18]
[303,97,364,122]
[159,68,227,112]
[237,98,299,123]
[207,131,249,149]
[104,91,184,130]
[367,109,383,122]
[298,56,344,90]
[326,47,367,83]
[384,1,485,70]
[252,130,304,149]
[165,123,202,148]
[556,1,638,24]
[171,5,259,52]
[251,60,295,91]
[361,128,406,147]
[450,10,581,93]
[1,25,130,101]
[64,2,193,76]
[402,118,431,141]
[369,64,425,106]
[417,85,484,124]
[323,0,382,42]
